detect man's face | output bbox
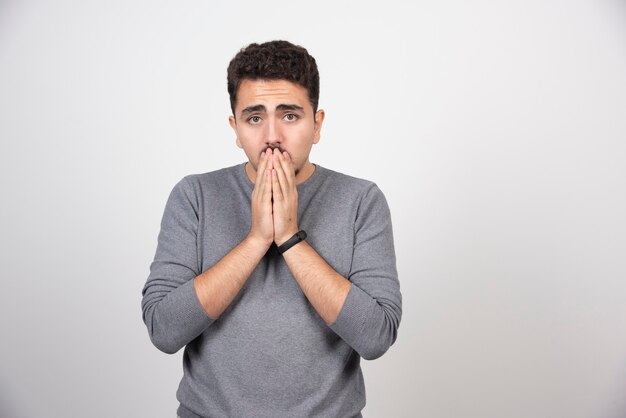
[229,79,325,182]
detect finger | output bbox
[256,165,266,197]
[279,151,296,189]
[263,169,272,204]
[273,152,291,198]
[254,151,268,189]
[251,164,264,203]
[271,168,283,199]
[266,149,274,171]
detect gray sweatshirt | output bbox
[141,162,402,418]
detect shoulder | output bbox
[164,164,243,207]
[316,167,392,227]
[317,165,384,200]
[181,164,241,189]
[171,164,243,195]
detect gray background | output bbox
[1,1,625,417]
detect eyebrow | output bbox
[276,104,304,112]
[240,103,305,118]
[240,104,266,118]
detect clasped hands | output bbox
[249,148,300,249]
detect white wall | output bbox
[1,1,625,417]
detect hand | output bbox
[247,149,274,248]
[270,149,299,246]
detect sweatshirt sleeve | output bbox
[141,177,215,354]
[328,183,402,360]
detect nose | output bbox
[265,118,282,148]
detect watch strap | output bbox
[277,230,307,254]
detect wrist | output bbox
[276,230,307,255]
[245,234,272,251]
[275,229,299,247]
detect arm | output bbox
[193,151,274,319]
[140,176,212,354]
[269,149,350,325]
[271,151,402,360]
[327,183,402,360]
[141,151,274,354]
[281,241,352,326]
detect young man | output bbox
[141,40,402,418]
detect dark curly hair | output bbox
[227,40,320,117]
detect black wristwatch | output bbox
[277,230,307,254]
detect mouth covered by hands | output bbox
[248,148,299,249]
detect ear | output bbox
[229,116,242,148]
[312,109,325,144]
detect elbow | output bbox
[153,341,183,355]
[358,330,397,360]
[360,309,401,361]
[148,329,184,355]
[142,307,184,355]
[360,345,389,361]
[359,335,395,360]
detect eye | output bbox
[248,116,262,125]
[283,113,298,122]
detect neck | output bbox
[294,161,316,185]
